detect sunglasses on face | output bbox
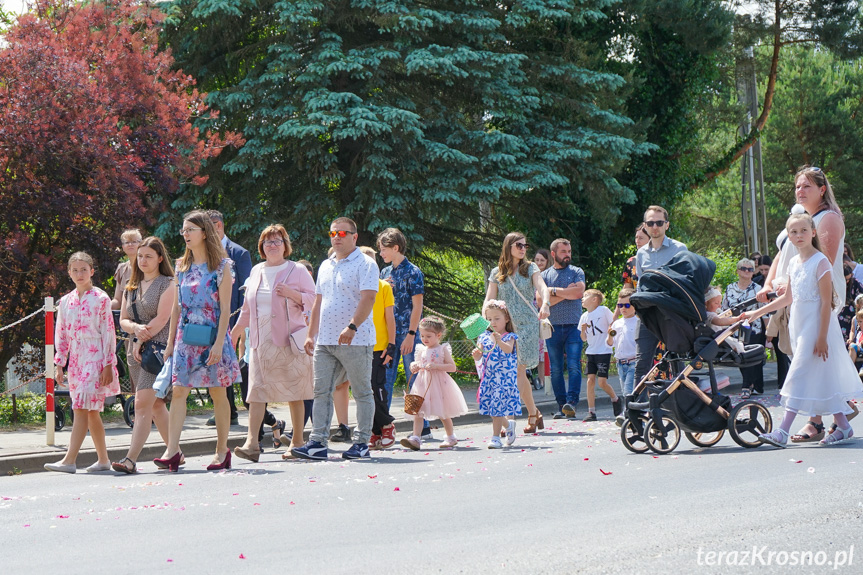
[617,303,632,308]
[329,230,353,238]
[515,242,529,249]
[644,220,666,227]
[738,267,754,272]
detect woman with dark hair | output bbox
[484,232,550,433]
[112,237,175,473]
[231,224,316,461]
[154,210,241,471]
[533,248,551,272]
[622,224,650,289]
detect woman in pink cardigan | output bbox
[230,224,316,461]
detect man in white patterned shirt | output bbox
[292,217,379,461]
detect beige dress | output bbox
[247,265,313,403]
[124,276,171,391]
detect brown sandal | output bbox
[535,412,545,430]
[523,415,537,434]
[790,421,825,443]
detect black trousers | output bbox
[634,322,659,385]
[772,332,791,389]
[372,351,395,434]
[740,331,765,393]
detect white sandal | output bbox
[820,426,854,445]
[758,428,789,448]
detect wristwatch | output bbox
[347,323,357,331]
[408,329,416,336]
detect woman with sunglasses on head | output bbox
[622,224,650,290]
[722,258,765,399]
[230,225,315,462]
[756,166,857,442]
[154,210,241,471]
[485,232,551,434]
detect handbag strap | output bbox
[507,275,541,319]
[128,288,144,330]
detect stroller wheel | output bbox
[123,396,135,428]
[643,416,681,455]
[685,429,725,448]
[620,415,651,453]
[728,400,772,448]
[53,407,66,431]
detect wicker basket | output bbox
[460,313,489,341]
[404,393,424,415]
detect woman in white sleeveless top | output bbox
[757,166,856,442]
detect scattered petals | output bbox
[239,554,246,559]
[808,467,815,473]
[367,474,377,479]
[600,469,613,476]
[393,487,400,491]
[55,515,69,519]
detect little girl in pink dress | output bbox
[400,317,468,450]
[45,252,120,473]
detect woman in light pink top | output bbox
[231,224,316,461]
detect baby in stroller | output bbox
[704,286,745,354]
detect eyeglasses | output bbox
[617,303,632,308]
[179,227,202,235]
[263,239,284,248]
[122,240,141,246]
[514,242,529,249]
[644,220,666,227]
[738,267,754,272]
[329,230,353,238]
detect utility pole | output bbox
[737,46,769,257]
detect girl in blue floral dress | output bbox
[155,210,241,472]
[473,300,521,449]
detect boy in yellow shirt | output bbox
[360,247,398,449]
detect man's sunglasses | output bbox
[617,303,632,308]
[643,220,666,227]
[329,230,354,238]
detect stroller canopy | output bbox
[630,251,716,352]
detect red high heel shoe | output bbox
[207,450,232,471]
[153,451,183,472]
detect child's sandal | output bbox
[820,426,853,445]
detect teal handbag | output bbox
[183,323,218,347]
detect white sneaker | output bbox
[44,461,76,474]
[488,437,503,449]
[85,462,111,473]
[504,420,516,446]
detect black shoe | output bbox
[612,397,623,417]
[561,403,576,417]
[582,412,597,422]
[330,423,352,443]
[206,416,216,426]
[552,411,567,420]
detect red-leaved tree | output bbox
[0,0,242,372]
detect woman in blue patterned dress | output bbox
[485,232,550,433]
[155,210,241,472]
[473,300,521,449]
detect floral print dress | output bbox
[171,259,241,388]
[475,332,521,417]
[54,287,120,411]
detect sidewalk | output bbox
[0,363,777,475]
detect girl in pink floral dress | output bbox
[45,252,120,473]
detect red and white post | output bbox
[45,297,55,446]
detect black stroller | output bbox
[619,252,774,454]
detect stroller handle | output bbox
[718,292,776,317]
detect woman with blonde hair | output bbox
[484,232,550,433]
[154,210,241,471]
[230,225,316,461]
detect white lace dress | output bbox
[782,252,862,416]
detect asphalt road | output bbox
[2,398,861,575]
